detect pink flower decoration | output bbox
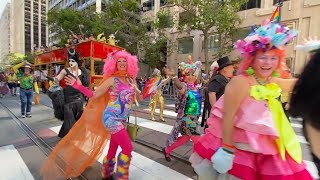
[244,43,255,53]
[259,36,271,44]
[235,40,246,49]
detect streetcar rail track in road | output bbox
[39,99,191,165]
[0,102,89,180]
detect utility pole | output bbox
[278,0,284,22]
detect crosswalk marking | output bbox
[304,160,320,179]
[128,116,173,134]
[297,135,308,144]
[49,126,192,180]
[49,113,318,179]
[143,108,204,123]
[291,122,303,128]
[142,109,308,144]
[0,145,34,180]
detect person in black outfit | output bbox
[201,57,234,129]
[289,48,320,177]
[44,49,90,138]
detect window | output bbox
[273,0,289,5]
[142,0,154,12]
[178,37,193,54]
[240,0,261,11]
[160,0,167,7]
[232,28,250,42]
[202,34,221,51]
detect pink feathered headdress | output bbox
[103,50,139,78]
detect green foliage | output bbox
[155,10,174,29]
[168,0,247,73]
[24,53,35,64]
[47,0,173,68]
[143,37,168,68]
[5,53,25,65]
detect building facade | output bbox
[0,3,10,64]
[48,0,102,45]
[9,0,48,55]
[142,0,320,75]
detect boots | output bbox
[101,157,116,180]
[115,152,131,180]
[159,96,165,122]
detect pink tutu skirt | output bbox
[191,96,313,180]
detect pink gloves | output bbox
[72,81,93,98]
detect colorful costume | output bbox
[149,68,169,121]
[190,21,313,180]
[0,71,8,97]
[190,82,311,179]
[164,60,202,160]
[48,49,90,138]
[41,50,139,180]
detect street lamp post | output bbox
[278,0,284,22]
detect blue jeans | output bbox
[20,88,33,115]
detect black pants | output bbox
[58,100,84,138]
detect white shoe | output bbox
[26,113,32,118]
[21,115,26,118]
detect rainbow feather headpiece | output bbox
[234,21,298,56]
[180,55,202,77]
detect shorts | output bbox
[8,83,17,89]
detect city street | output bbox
[0,91,319,180]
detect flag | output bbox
[141,76,162,99]
[270,6,280,22]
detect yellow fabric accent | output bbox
[34,82,39,94]
[12,62,26,74]
[280,92,289,103]
[48,81,53,87]
[250,83,302,163]
[7,74,17,82]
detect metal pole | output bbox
[278,0,283,22]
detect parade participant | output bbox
[44,48,90,138]
[201,61,218,128]
[0,69,8,98]
[149,68,170,121]
[289,38,320,177]
[162,59,202,162]
[189,21,312,180]
[201,57,234,129]
[18,64,34,118]
[6,68,18,96]
[41,50,140,180]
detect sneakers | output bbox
[26,113,32,118]
[21,114,26,118]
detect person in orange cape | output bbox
[41,50,141,180]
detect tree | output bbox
[24,53,35,64]
[168,0,247,73]
[47,0,173,68]
[5,53,25,65]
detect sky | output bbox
[0,0,10,17]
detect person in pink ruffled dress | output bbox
[189,21,313,180]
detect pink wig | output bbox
[103,50,139,78]
[238,48,289,78]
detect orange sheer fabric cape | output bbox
[41,71,128,180]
